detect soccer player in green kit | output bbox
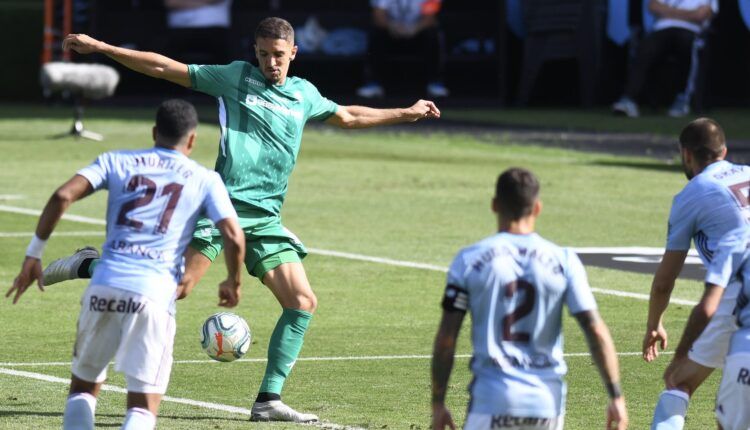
[57,17,441,422]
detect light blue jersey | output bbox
[705,227,750,355]
[442,232,597,418]
[77,147,236,312]
[666,160,750,314]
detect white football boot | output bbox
[250,400,319,423]
[42,247,99,286]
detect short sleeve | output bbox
[304,81,338,122]
[188,62,242,97]
[76,153,111,191]
[706,228,748,287]
[666,195,695,251]
[564,249,597,315]
[202,172,237,223]
[442,252,469,312]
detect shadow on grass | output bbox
[588,159,683,173]
[0,102,219,124]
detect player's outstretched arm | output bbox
[215,217,245,308]
[62,34,191,87]
[6,175,93,304]
[326,100,440,129]
[431,309,464,430]
[575,310,628,430]
[643,250,688,362]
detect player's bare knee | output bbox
[296,291,317,313]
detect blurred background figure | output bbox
[165,0,233,65]
[612,0,717,118]
[356,0,449,99]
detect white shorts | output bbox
[464,414,563,430]
[688,314,738,369]
[715,353,750,430]
[71,284,176,394]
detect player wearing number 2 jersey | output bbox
[431,168,627,430]
[60,17,440,421]
[6,100,245,430]
[643,118,750,430]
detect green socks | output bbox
[87,259,99,277]
[259,308,313,395]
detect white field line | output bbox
[0,205,698,306]
[0,350,674,368]
[0,367,365,430]
[0,231,104,238]
[0,205,105,225]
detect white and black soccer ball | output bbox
[200,312,251,362]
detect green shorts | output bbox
[190,209,307,280]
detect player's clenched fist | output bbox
[407,99,441,121]
[62,34,102,55]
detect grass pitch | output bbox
[0,104,719,429]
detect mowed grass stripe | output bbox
[0,350,674,367]
[0,206,698,307]
[0,367,367,430]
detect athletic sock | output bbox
[258,308,313,395]
[77,258,99,279]
[121,407,156,430]
[255,392,281,403]
[651,389,690,430]
[62,392,96,430]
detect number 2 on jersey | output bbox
[502,280,536,342]
[116,175,183,234]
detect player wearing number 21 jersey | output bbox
[431,168,627,430]
[7,100,245,430]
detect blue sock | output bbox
[651,389,689,430]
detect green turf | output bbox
[0,105,719,429]
[442,107,750,140]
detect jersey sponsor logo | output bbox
[489,415,553,428]
[738,367,750,385]
[89,295,145,313]
[244,76,265,88]
[109,240,166,261]
[245,95,303,120]
[486,353,554,370]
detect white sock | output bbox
[651,389,690,430]
[121,407,156,430]
[62,392,97,430]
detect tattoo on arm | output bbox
[575,310,622,398]
[431,310,465,404]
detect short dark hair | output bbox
[155,99,198,146]
[679,117,726,164]
[495,168,540,221]
[255,17,294,42]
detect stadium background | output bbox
[4,0,750,106]
[1,0,750,429]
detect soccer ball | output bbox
[200,312,251,362]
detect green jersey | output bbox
[188,61,338,216]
